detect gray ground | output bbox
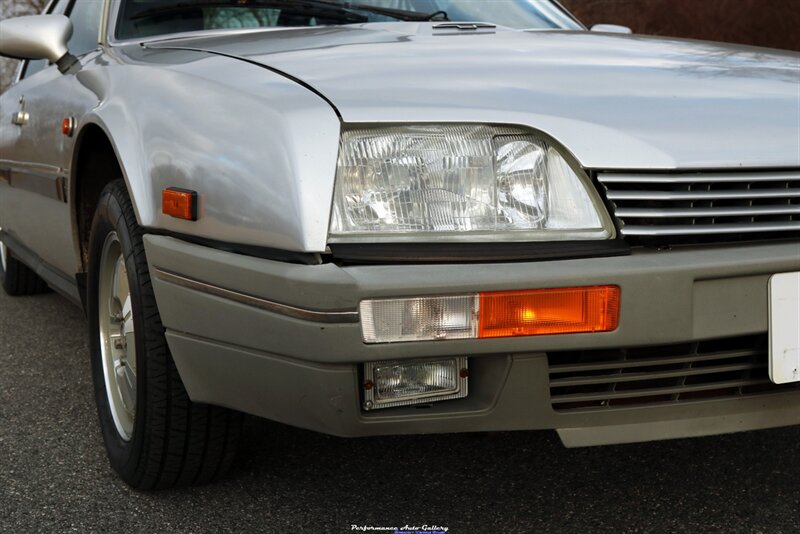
[1,289,799,533]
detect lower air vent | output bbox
[548,334,800,412]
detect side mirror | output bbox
[590,24,633,34]
[0,15,79,73]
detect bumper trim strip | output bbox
[153,268,360,324]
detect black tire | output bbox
[0,239,49,296]
[88,179,240,490]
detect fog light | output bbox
[363,357,468,410]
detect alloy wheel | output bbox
[97,232,137,440]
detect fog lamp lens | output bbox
[363,357,468,410]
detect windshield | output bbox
[115,0,581,40]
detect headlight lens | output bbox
[329,125,613,242]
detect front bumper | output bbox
[144,235,800,445]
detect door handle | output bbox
[12,96,29,126]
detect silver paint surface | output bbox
[150,24,800,170]
[0,15,73,63]
[1,12,798,258]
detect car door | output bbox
[0,0,105,280]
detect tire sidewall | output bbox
[88,185,149,483]
[0,240,7,286]
[0,239,15,290]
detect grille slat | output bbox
[598,170,800,244]
[550,362,763,388]
[600,171,800,184]
[551,378,766,405]
[548,334,800,412]
[616,205,800,218]
[622,221,800,236]
[549,348,760,373]
[607,189,800,201]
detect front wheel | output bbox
[88,180,240,490]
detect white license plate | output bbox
[769,272,800,384]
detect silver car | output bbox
[1,0,798,490]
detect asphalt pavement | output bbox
[2,288,800,533]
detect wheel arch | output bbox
[70,116,152,272]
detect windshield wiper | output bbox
[131,1,368,24]
[313,1,449,22]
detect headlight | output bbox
[329,125,614,242]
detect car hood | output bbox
[148,24,800,170]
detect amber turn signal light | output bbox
[478,285,620,338]
[162,188,198,221]
[62,117,75,137]
[360,285,621,343]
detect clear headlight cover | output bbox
[329,125,613,242]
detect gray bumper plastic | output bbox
[144,235,800,444]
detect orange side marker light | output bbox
[162,188,198,221]
[62,117,75,137]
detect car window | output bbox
[116,0,581,40]
[66,0,103,57]
[205,8,281,30]
[19,0,70,80]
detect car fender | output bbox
[73,49,341,253]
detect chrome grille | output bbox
[597,171,800,243]
[548,335,800,412]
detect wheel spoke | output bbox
[108,324,124,351]
[125,331,136,374]
[113,258,129,309]
[121,295,133,325]
[115,361,136,414]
